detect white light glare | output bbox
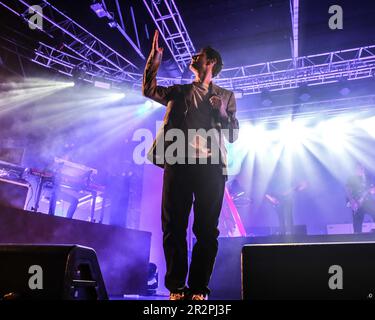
[109,93,126,101]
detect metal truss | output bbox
[90,0,145,60]
[0,35,31,77]
[2,0,375,97]
[0,0,139,84]
[142,0,196,73]
[33,42,143,84]
[32,42,184,88]
[239,94,375,123]
[214,45,375,95]
[129,45,375,96]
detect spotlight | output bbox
[110,93,125,101]
[94,80,111,90]
[108,20,117,28]
[137,100,155,115]
[356,116,375,138]
[339,87,351,96]
[151,101,163,109]
[261,89,272,107]
[90,2,107,18]
[144,100,152,108]
[146,263,158,295]
[318,117,350,150]
[338,78,351,96]
[297,84,311,102]
[279,120,308,149]
[72,65,87,80]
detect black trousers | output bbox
[275,200,294,235]
[162,163,226,295]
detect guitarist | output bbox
[346,163,375,233]
[265,180,308,235]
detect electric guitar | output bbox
[346,185,375,213]
[265,181,308,207]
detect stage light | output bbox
[238,123,253,139]
[90,3,108,18]
[0,78,78,114]
[94,81,111,90]
[261,89,273,107]
[139,100,163,112]
[108,20,117,28]
[247,123,274,152]
[355,116,375,138]
[338,78,351,96]
[147,263,158,295]
[279,120,309,150]
[339,87,351,96]
[111,93,125,100]
[298,84,311,102]
[318,117,350,150]
[137,101,153,115]
[151,101,163,109]
[299,93,311,102]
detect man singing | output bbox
[142,30,239,300]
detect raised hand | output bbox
[152,30,164,56]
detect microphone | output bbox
[210,94,222,129]
[213,109,222,129]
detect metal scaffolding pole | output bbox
[214,45,375,95]
[142,0,195,73]
[0,0,139,82]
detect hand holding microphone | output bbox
[209,94,223,129]
[209,95,222,110]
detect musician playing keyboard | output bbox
[346,163,375,233]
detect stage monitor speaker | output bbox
[242,242,375,300]
[0,244,108,300]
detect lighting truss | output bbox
[239,94,375,123]
[214,45,375,95]
[90,0,145,59]
[142,0,196,73]
[32,42,143,84]
[0,0,139,82]
[128,45,375,94]
[32,42,182,89]
[1,1,375,96]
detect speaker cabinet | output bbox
[242,242,375,300]
[0,244,108,300]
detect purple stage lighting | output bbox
[90,3,107,18]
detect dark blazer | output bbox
[142,51,239,170]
